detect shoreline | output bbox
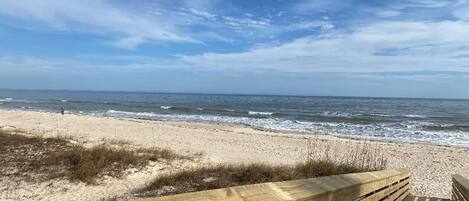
[1,108,468,199]
[5,108,468,149]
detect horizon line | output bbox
[0,88,468,101]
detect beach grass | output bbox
[48,144,190,184]
[137,161,383,197]
[0,129,71,181]
[0,129,190,184]
[1,127,387,198]
[137,141,387,197]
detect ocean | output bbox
[1,89,469,147]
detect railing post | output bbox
[452,174,469,201]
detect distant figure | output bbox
[60,107,64,115]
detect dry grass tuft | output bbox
[304,138,388,171]
[0,129,71,181]
[137,160,382,197]
[48,145,188,184]
[138,138,388,197]
[0,129,191,184]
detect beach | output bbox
[0,109,468,200]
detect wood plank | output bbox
[452,185,467,201]
[395,188,409,201]
[385,183,408,201]
[134,169,411,201]
[274,169,409,200]
[453,174,469,200]
[362,178,409,201]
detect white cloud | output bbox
[0,0,284,48]
[0,55,69,73]
[180,20,469,73]
[221,16,270,29]
[393,0,453,9]
[112,37,147,50]
[182,8,217,20]
[453,1,469,20]
[376,10,401,17]
[5,15,469,76]
[292,0,353,12]
[288,21,334,31]
[0,54,190,75]
[2,0,468,76]
[0,0,199,49]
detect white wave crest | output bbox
[370,113,393,117]
[320,111,353,118]
[106,110,158,117]
[248,111,274,116]
[160,106,173,110]
[0,98,14,102]
[93,109,469,147]
[403,114,426,118]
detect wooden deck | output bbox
[135,169,411,201]
[452,174,469,201]
[133,170,469,201]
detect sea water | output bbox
[1,89,469,147]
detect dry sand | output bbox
[1,109,468,200]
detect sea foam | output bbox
[248,111,274,116]
[0,98,14,102]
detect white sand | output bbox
[1,109,468,199]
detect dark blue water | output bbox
[1,89,469,147]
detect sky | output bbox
[0,0,469,99]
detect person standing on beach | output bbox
[60,107,64,115]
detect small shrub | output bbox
[48,145,186,184]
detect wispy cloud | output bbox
[0,55,68,72]
[180,20,469,73]
[2,0,469,76]
[5,17,469,74]
[292,0,355,12]
[0,0,294,49]
[287,21,334,31]
[392,0,453,9]
[0,0,201,49]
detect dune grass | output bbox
[137,161,374,197]
[48,144,191,184]
[137,140,388,197]
[2,127,388,198]
[0,129,191,184]
[0,129,71,181]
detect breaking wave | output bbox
[248,111,275,116]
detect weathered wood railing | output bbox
[452,174,469,201]
[135,169,411,201]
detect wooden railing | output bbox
[135,169,411,201]
[452,174,469,201]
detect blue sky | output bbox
[1,0,469,98]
